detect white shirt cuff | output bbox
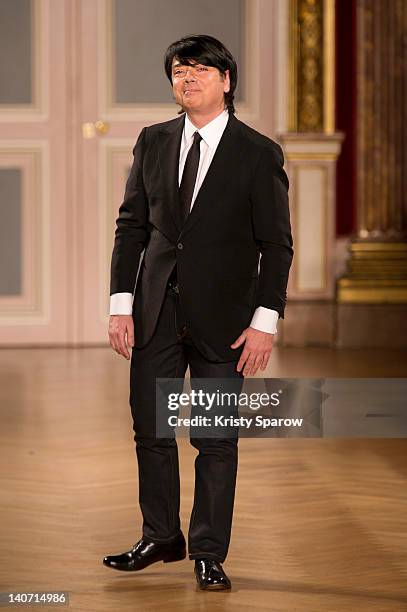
[110,292,133,315]
[249,306,279,334]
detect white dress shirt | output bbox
[110,108,279,334]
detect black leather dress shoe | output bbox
[194,558,231,590]
[102,532,186,571]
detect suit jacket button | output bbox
[177,242,184,250]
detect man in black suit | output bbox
[103,34,293,590]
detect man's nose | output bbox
[184,69,196,82]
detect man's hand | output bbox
[231,327,274,376]
[108,315,134,359]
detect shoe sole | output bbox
[197,583,231,590]
[103,549,186,571]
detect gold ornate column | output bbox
[288,0,334,134]
[337,0,407,303]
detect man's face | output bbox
[171,58,230,113]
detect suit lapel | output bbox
[157,115,185,235]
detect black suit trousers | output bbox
[129,281,244,563]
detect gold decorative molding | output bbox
[298,0,323,131]
[286,152,338,161]
[323,0,335,133]
[343,242,407,276]
[338,242,407,302]
[289,0,334,132]
[288,0,299,131]
[337,279,407,303]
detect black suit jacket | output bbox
[110,111,293,361]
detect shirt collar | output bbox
[184,109,229,149]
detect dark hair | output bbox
[164,34,238,114]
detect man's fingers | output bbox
[243,362,254,377]
[109,332,117,353]
[260,350,272,371]
[250,353,263,376]
[236,348,250,372]
[242,350,271,377]
[231,331,246,348]
[127,326,135,348]
[112,329,126,357]
[109,330,119,354]
[117,332,130,359]
[243,355,256,376]
[118,320,135,359]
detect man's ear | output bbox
[223,69,231,93]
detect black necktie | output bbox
[179,131,202,225]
